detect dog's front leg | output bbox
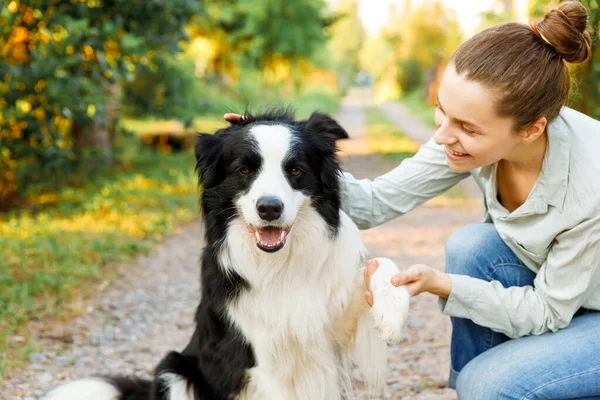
[368,257,410,342]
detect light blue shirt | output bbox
[341,107,600,338]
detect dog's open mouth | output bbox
[246,225,292,253]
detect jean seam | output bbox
[482,325,493,350]
[488,330,495,350]
[487,263,531,282]
[482,263,528,351]
[521,367,600,400]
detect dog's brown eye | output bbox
[239,167,251,175]
[290,168,302,177]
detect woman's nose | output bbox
[434,124,458,146]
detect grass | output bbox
[0,133,202,376]
[122,117,228,137]
[365,105,420,163]
[399,89,437,128]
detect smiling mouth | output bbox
[446,147,470,157]
[246,225,292,253]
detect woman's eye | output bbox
[290,168,302,177]
[461,125,476,135]
[239,167,251,175]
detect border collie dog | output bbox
[45,108,410,400]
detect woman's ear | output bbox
[520,117,548,143]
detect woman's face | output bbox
[434,65,523,172]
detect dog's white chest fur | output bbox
[220,208,366,399]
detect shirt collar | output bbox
[541,110,570,211]
[476,109,570,214]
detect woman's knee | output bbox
[456,364,511,400]
[455,354,523,400]
[444,223,501,277]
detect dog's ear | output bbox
[303,112,349,144]
[195,133,225,188]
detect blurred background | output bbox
[0,0,598,376]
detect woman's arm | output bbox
[365,217,600,338]
[437,216,600,338]
[341,137,470,229]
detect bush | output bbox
[121,54,204,126]
[397,60,423,95]
[292,87,342,118]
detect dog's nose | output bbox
[256,197,283,221]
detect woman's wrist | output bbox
[432,270,452,299]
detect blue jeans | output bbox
[445,223,600,399]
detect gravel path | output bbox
[2,222,204,399]
[339,92,484,399]
[2,92,484,399]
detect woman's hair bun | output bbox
[534,1,592,63]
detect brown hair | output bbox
[451,1,592,131]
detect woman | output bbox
[225,2,600,398]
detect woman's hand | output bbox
[224,113,244,122]
[363,260,452,306]
[363,259,379,306]
[390,264,452,299]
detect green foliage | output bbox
[528,0,600,119]
[480,0,513,26]
[186,66,342,120]
[121,53,204,125]
[359,35,395,85]
[330,0,365,91]
[397,60,423,95]
[290,87,342,119]
[400,1,462,68]
[190,0,333,75]
[576,0,600,118]
[0,0,201,203]
[360,0,462,100]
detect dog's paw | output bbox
[369,257,410,342]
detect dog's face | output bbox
[196,109,348,253]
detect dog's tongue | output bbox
[258,227,283,246]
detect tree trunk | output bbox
[72,121,88,162]
[88,122,112,164]
[0,172,20,212]
[71,81,122,166]
[106,81,122,157]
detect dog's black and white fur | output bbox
[45,108,410,400]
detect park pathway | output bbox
[339,90,484,399]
